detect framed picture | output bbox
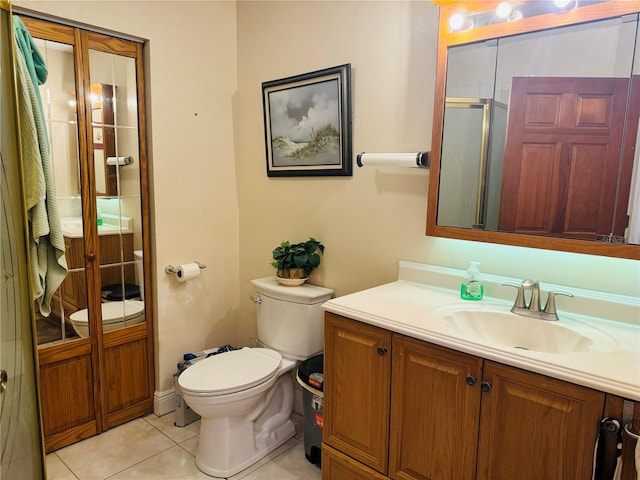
[262,64,352,177]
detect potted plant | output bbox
[271,238,324,285]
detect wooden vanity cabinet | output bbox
[323,312,607,480]
[476,361,604,480]
[323,444,389,480]
[389,334,483,479]
[323,313,392,473]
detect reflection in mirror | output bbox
[625,23,640,244]
[89,48,145,335]
[32,38,84,345]
[438,13,640,246]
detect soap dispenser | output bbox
[461,261,483,301]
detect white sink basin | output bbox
[436,306,618,354]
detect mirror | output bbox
[88,46,145,336]
[32,37,86,343]
[27,20,146,345]
[428,2,640,259]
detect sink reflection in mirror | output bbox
[435,305,619,354]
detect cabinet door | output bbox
[322,443,389,480]
[389,335,483,480]
[477,361,605,480]
[324,313,392,474]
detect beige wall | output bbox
[234,0,639,335]
[15,0,640,399]
[15,0,240,393]
[234,0,439,341]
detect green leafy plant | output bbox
[287,124,339,159]
[271,238,325,277]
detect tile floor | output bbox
[45,412,322,480]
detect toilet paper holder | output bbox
[165,261,207,275]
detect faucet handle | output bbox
[502,283,527,309]
[543,291,574,315]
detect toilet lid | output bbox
[178,347,282,395]
[69,300,144,325]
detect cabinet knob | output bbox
[481,381,492,392]
[377,346,387,356]
[465,375,477,386]
[86,251,96,261]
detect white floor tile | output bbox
[229,438,309,480]
[47,414,321,480]
[45,453,77,480]
[55,418,175,480]
[235,442,321,480]
[108,445,210,479]
[178,435,199,457]
[143,412,200,444]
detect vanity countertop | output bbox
[60,215,132,238]
[322,261,640,401]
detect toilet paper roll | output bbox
[106,156,134,166]
[176,263,201,282]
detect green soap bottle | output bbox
[461,261,483,301]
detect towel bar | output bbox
[623,423,639,441]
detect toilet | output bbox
[178,277,333,478]
[69,250,146,337]
[69,300,145,337]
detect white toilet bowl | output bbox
[69,300,145,338]
[178,277,333,477]
[179,347,297,477]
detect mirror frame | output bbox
[427,1,640,260]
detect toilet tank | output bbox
[251,277,333,360]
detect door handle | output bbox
[0,370,7,394]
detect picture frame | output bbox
[262,64,352,177]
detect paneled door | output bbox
[499,76,629,240]
[18,14,153,451]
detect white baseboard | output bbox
[154,387,176,417]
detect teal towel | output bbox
[13,16,68,316]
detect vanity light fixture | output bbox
[448,11,472,32]
[553,0,579,11]
[495,2,513,19]
[447,0,610,33]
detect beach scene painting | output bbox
[262,64,351,177]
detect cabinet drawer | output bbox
[322,443,388,480]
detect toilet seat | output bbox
[69,300,145,325]
[179,347,282,396]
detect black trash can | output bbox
[296,353,323,467]
[101,283,140,301]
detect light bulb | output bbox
[449,12,466,32]
[495,2,512,19]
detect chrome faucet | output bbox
[503,279,573,321]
